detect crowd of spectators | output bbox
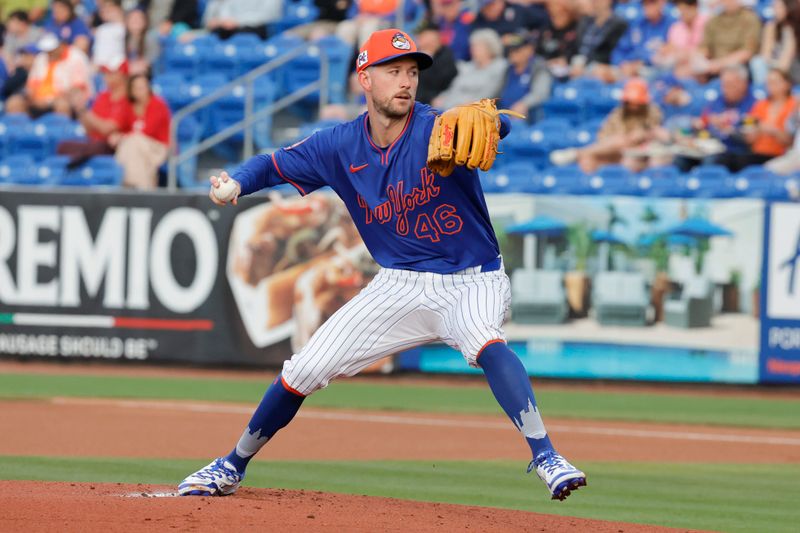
[2,0,800,187]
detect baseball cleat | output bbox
[178,458,243,496]
[528,450,587,501]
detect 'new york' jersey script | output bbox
[234,102,510,274]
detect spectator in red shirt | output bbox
[58,56,133,167]
[112,73,171,189]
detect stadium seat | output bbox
[540,96,583,125]
[638,165,680,197]
[590,165,638,196]
[173,115,204,189]
[727,166,777,199]
[570,118,604,146]
[0,113,32,156]
[314,36,353,103]
[35,155,70,185]
[484,161,540,193]
[60,155,123,186]
[270,0,320,34]
[0,155,39,185]
[205,43,241,78]
[540,165,587,195]
[7,124,50,159]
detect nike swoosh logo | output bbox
[349,163,369,173]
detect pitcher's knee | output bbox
[281,358,335,396]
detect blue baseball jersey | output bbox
[234,102,510,274]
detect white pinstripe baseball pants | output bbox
[282,261,512,396]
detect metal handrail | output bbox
[167,42,331,190]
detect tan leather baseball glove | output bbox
[427,98,525,177]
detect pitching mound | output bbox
[0,481,682,532]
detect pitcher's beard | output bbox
[375,96,412,119]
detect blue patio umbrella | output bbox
[591,230,627,271]
[637,233,697,247]
[506,215,568,236]
[666,217,733,238]
[506,215,567,269]
[591,229,627,246]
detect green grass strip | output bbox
[0,456,797,533]
[1,372,799,429]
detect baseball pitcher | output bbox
[179,28,586,501]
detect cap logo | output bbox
[357,50,368,68]
[391,33,411,50]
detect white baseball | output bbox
[213,178,239,202]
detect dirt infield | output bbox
[2,398,800,464]
[0,481,689,533]
[2,362,798,531]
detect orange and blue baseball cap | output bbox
[356,29,433,73]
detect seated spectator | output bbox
[203,0,283,40]
[571,0,627,80]
[44,0,92,54]
[696,0,761,78]
[673,64,756,171]
[5,33,91,117]
[498,30,552,118]
[57,56,133,168]
[140,0,199,39]
[1,43,37,101]
[336,0,425,49]
[112,73,170,189]
[125,8,160,76]
[551,78,668,173]
[473,0,549,42]
[537,0,580,80]
[652,0,707,79]
[93,0,126,69]
[415,21,458,105]
[715,68,797,172]
[611,0,674,79]
[433,28,507,109]
[751,0,800,86]
[3,10,43,69]
[289,0,354,41]
[431,0,474,61]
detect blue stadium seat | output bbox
[315,36,353,103]
[638,165,680,197]
[36,156,70,185]
[501,125,550,167]
[540,165,588,195]
[205,43,241,78]
[690,164,730,181]
[540,96,583,124]
[0,113,32,155]
[163,37,218,78]
[730,166,781,199]
[484,161,540,193]
[588,164,638,196]
[270,0,320,34]
[570,118,604,146]
[60,155,123,186]
[7,124,50,158]
[0,155,39,185]
[586,84,622,120]
[174,115,203,189]
[227,32,265,49]
[33,114,86,151]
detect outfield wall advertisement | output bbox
[0,189,377,367]
[760,202,800,383]
[0,188,797,384]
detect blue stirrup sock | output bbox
[477,341,555,459]
[225,374,305,473]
